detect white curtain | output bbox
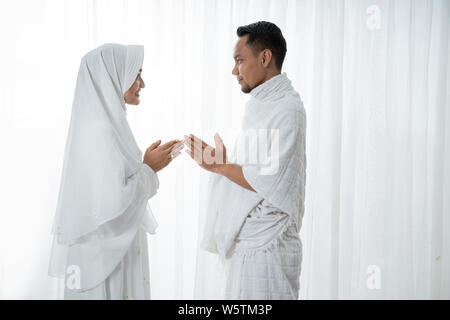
[0,0,448,299]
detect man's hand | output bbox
[183,133,227,173]
[143,139,184,172]
[184,133,255,191]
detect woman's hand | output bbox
[143,139,184,172]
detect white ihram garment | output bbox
[48,44,159,300]
[202,73,307,300]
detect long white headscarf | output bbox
[49,44,146,284]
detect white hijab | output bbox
[49,44,145,278]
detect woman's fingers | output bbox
[170,151,182,160]
[148,139,161,151]
[167,144,184,162]
[171,141,185,151]
[170,142,184,155]
[160,139,181,150]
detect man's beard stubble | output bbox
[241,81,252,94]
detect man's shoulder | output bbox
[275,92,305,124]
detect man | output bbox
[185,21,306,299]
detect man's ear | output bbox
[260,49,273,68]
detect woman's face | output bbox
[124,69,145,105]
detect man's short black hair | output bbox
[236,21,287,70]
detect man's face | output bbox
[232,35,265,93]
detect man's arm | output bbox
[214,163,255,192]
[184,133,256,192]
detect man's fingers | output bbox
[183,135,195,150]
[214,133,224,148]
[185,149,193,159]
[185,141,203,159]
[184,134,208,149]
[185,149,196,161]
[184,136,208,164]
[185,148,202,164]
[183,137,194,151]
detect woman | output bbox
[48,43,183,299]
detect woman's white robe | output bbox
[48,44,158,300]
[62,163,159,299]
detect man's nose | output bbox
[232,65,239,76]
[140,78,145,88]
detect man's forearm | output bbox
[215,163,256,192]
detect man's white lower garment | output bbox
[224,200,302,300]
[64,227,151,300]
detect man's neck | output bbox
[261,70,282,85]
[251,70,282,93]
